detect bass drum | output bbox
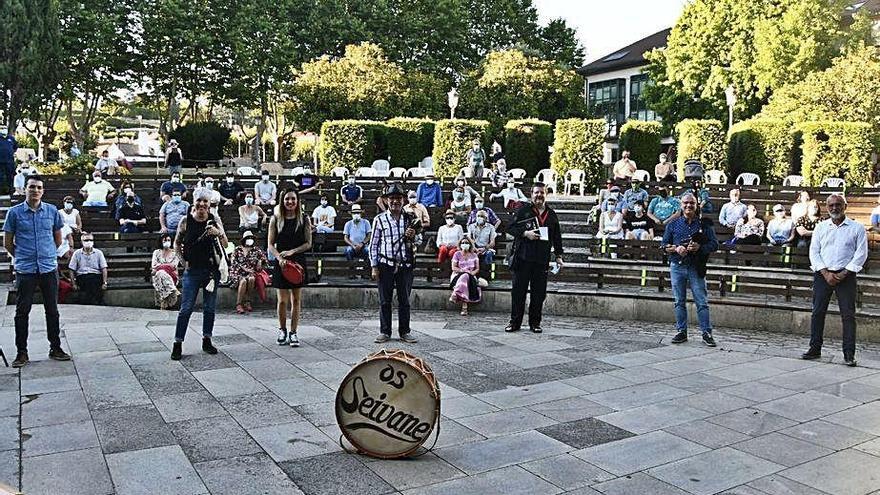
[335,349,440,459]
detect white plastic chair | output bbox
[508,168,527,179]
[232,157,254,168]
[371,159,390,176]
[821,177,845,188]
[632,169,650,182]
[290,166,306,176]
[705,170,728,184]
[406,167,427,178]
[236,166,259,176]
[535,168,559,194]
[355,167,376,177]
[459,167,474,179]
[388,167,407,178]
[419,157,434,170]
[736,173,761,186]
[782,175,803,187]
[564,170,586,196]
[329,167,349,179]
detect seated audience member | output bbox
[454,177,480,206]
[796,200,821,247]
[655,153,676,182]
[13,162,36,196]
[194,176,223,215]
[600,186,623,212]
[450,237,482,316]
[436,210,464,264]
[340,176,363,206]
[766,204,795,246]
[597,179,615,205]
[254,171,277,206]
[404,191,431,229]
[490,158,509,188]
[69,232,108,304]
[375,178,390,212]
[871,196,880,233]
[468,197,501,229]
[56,224,74,260]
[343,204,371,275]
[489,178,528,210]
[681,178,713,214]
[719,188,747,228]
[416,175,443,207]
[80,171,115,207]
[228,230,267,314]
[612,150,637,182]
[292,172,322,196]
[621,179,649,213]
[94,149,119,175]
[160,191,189,236]
[114,180,142,212]
[219,171,244,205]
[151,233,181,309]
[467,209,497,266]
[647,186,681,225]
[489,141,505,166]
[449,187,471,225]
[727,204,764,246]
[791,190,811,221]
[598,197,624,239]
[59,196,82,233]
[624,200,655,240]
[238,192,266,232]
[160,171,187,202]
[311,195,336,233]
[117,190,147,233]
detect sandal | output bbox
[244,302,253,312]
[236,304,246,314]
[460,308,468,316]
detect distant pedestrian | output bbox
[802,194,867,366]
[165,139,183,175]
[0,125,18,193]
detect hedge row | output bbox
[317,120,386,173]
[675,119,726,178]
[726,118,794,182]
[386,118,435,168]
[504,119,552,177]
[618,120,662,169]
[432,119,491,178]
[550,118,606,189]
[798,121,874,187]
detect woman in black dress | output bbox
[267,188,312,347]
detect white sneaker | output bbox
[276,328,288,345]
[288,333,300,347]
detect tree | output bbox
[464,0,539,64]
[641,49,723,135]
[533,18,585,68]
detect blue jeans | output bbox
[479,249,495,265]
[670,262,712,335]
[344,246,368,261]
[175,267,219,342]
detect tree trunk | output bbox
[251,96,268,165]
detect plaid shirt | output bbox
[369,211,414,268]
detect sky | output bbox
[533,0,689,64]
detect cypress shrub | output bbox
[797,121,874,186]
[726,118,794,182]
[386,117,435,168]
[550,118,605,188]
[432,119,491,178]
[168,121,231,164]
[618,120,662,170]
[675,119,726,178]
[317,120,388,174]
[504,119,552,177]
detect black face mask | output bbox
[659,191,668,198]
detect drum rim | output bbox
[335,348,441,459]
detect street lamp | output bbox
[447,88,459,119]
[724,85,736,128]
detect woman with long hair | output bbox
[267,188,312,347]
[151,232,181,309]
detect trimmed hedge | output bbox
[726,118,794,183]
[797,121,874,187]
[290,135,317,162]
[504,119,552,177]
[386,118,435,168]
[675,119,725,178]
[168,121,231,163]
[432,119,491,178]
[618,120,662,170]
[318,120,388,174]
[550,118,605,188]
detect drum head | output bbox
[336,351,439,458]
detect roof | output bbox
[577,28,671,77]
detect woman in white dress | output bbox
[151,233,181,309]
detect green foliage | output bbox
[532,18,585,68]
[504,119,552,177]
[675,119,726,176]
[60,154,97,177]
[386,118,435,168]
[618,121,663,171]
[726,118,794,182]
[290,135,317,162]
[797,121,874,187]
[432,119,491,178]
[550,119,606,189]
[15,133,39,150]
[168,121,231,163]
[318,120,388,174]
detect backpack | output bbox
[683,159,704,180]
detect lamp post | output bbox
[724,85,736,129]
[447,88,459,119]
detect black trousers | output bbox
[510,261,549,328]
[76,273,105,305]
[378,264,413,336]
[810,271,857,357]
[14,272,62,353]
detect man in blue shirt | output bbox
[647,187,681,225]
[416,175,442,207]
[3,175,72,367]
[662,192,719,348]
[160,172,188,202]
[620,179,649,212]
[343,204,372,276]
[340,177,363,205]
[0,125,17,193]
[718,188,747,228]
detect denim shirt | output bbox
[3,201,64,274]
[661,215,719,266]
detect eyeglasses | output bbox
[773,209,784,213]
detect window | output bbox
[588,79,626,136]
[629,74,658,121]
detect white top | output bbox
[490,187,527,206]
[59,208,79,229]
[56,225,73,258]
[809,217,868,273]
[311,205,337,228]
[436,224,464,247]
[95,157,117,172]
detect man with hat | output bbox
[343,204,372,277]
[369,183,419,343]
[621,178,649,213]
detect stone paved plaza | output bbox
[1,304,880,495]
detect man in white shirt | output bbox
[489,178,528,210]
[95,150,119,175]
[311,195,337,233]
[79,171,116,207]
[254,171,277,206]
[803,194,868,366]
[69,232,109,305]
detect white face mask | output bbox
[461,243,471,251]
[226,177,234,184]
[445,218,454,226]
[82,241,93,249]
[352,213,361,221]
[426,179,434,186]
[262,176,269,182]
[634,206,643,214]
[408,197,417,205]
[123,188,132,195]
[171,177,180,183]
[320,200,328,206]
[454,192,464,200]
[456,181,464,188]
[64,202,73,210]
[205,182,214,190]
[162,241,172,248]
[245,197,253,205]
[348,178,355,185]
[476,217,486,225]
[244,239,254,247]
[93,176,102,183]
[474,202,484,209]
[507,183,515,189]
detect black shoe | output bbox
[399,333,418,344]
[505,323,521,333]
[844,355,857,367]
[530,326,543,333]
[276,328,289,345]
[671,331,688,344]
[801,348,821,360]
[702,333,717,347]
[48,348,71,361]
[202,338,218,355]
[11,352,28,368]
[171,342,182,360]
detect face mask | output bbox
[507,183,515,189]
[454,192,463,200]
[426,179,434,186]
[634,206,643,214]
[162,241,172,248]
[408,197,417,205]
[93,176,101,183]
[226,177,234,184]
[205,182,214,190]
[659,191,668,198]
[445,218,454,226]
[774,211,784,217]
[348,178,355,185]
[352,213,361,221]
[320,200,328,206]
[262,176,269,182]
[82,241,93,249]
[124,188,132,195]
[461,243,471,251]
[245,197,253,205]
[456,181,464,188]
[474,201,484,209]
[64,202,73,210]
[244,239,254,247]
[476,217,486,225]
[171,177,180,183]
[172,195,181,203]
[126,197,135,204]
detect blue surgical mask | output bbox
[172,195,182,203]
[245,197,253,205]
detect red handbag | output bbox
[281,261,304,285]
[254,269,271,301]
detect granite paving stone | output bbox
[280,452,394,495]
[178,352,238,372]
[21,390,91,428]
[153,391,227,423]
[456,407,557,437]
[778,419,876,450]
[597,400,712,434]
[707,408,799,436]
[0,391,18,418]
[754,390,861,422]
[264,376,336,406]
[474,381,583,409]
[171,415,263,463]
[519,453,614,490]
[745,474,831,495]
[527,396,614,422]
[22,447,113,495]
[194,453,304,495]
[219,392,304,429]
[248,421,339,462]
[0,416,18,452]
[92,404,177,454]
[823,401,880,435]
[20,374,80,395]
[537,417,635,449]
[441,396,500,419]
[855,437,880,456]
[648,447,784,495]
[0,445,17,491]
[572,430,708,476]
[731,432,834,467]
[705,362,789,383]
[816,380,880,403]
[587,382,692,410]
[781,449,880,495]
[400,465,562,495]
[192,367,269,397]
[236,357,308,382]
[106,445,208,495]
[664,420,753,449]
[364,453,466,491]
[435,430,570,474]
[432,418,486,449]
[21,419,100,457]
[659,372,739,393]
[604,365,677,384]
[560,373,635,394]
[721,381,799,402]
[81,376,152,409]
[669,390,755,414]
[591,472,691,495]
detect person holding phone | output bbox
[505,182,564,333]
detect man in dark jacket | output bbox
[0,125,17,193]
[505,183,564,333]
